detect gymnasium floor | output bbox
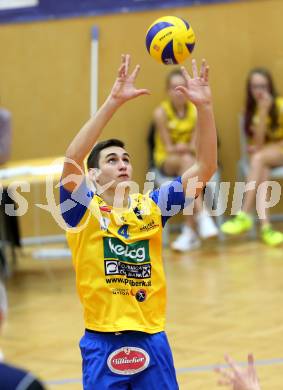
[2,231,283,390]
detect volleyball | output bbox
[145,16,195,65]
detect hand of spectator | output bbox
[247,144,259,154]
[166,144,176,154]
[215,354,260,390]
[258,91,273,114]
[174,143,190,154]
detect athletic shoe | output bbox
[171,226,201,252]
[197,211,219,239]
[261,225,283,246]
[220,211,253,235]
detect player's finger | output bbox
[247,354,257,379]
[224,355,238,372]
[224,354,236,368]
[200,59,206,79]
[180,66,191,83]
[134,89,151,97]
[214,367,233,380]
[204,65,210,82]
[125,54,131,76]
[130,64,141,81]
[224,355,241,378]
[121,54,126,68]
[118,54,126,77]
[118,63,126,77]
[217,378,232,386]
[248,354,254,368]
[192,58,198,78]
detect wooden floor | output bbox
[2,233,283,390]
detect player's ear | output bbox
[89,167,101,182]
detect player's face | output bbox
[167,74,187,106]
[250,73,270,101]
[95,146,133,189]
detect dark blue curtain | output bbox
[0,0,235,24]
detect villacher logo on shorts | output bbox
[107,347,150,375]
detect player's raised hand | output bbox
[175,59,212,107]
[110,54,150,105]
[215,354,261,390]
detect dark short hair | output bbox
[87,139,125,169]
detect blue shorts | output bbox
[79,330,179,390]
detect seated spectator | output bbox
[152,69,218,251]
[0,281,45,390]
[221,68,283,246]
[0,108,11,165]
[0,107,21,274]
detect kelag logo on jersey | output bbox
[104,238,150,264]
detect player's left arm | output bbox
[176,59,218,198]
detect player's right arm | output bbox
[62,54,150,192]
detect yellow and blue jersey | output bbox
[153,99,197,167]
[60,177,189,334]
[252,96,283,142]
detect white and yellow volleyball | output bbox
[145,16,196,65]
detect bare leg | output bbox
[254,168,270,227]
[242,144,283,215]
[242,161,269,214]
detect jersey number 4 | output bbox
[118,224,129,239]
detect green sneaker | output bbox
[261,225,283,246]
[220,212,253,235]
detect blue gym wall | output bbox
[0,0,236,24]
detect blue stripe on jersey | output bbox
[60,179,94,228]
[162,40,178,64]
[145,22,174,52]
[149,176,192,227]
[60,176,191,228]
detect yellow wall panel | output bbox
[0,0,282,236]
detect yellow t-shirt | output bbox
[252,96,283,142]
[153,99,197,167]
[66,191,166,333]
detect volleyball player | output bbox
[60,54,217,389]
